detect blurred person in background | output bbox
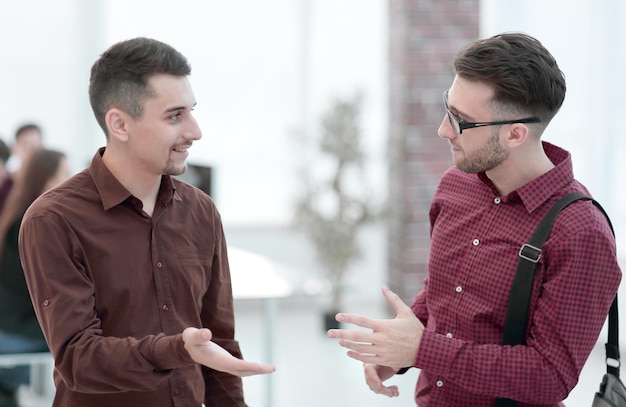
[0,149,69,407]
[328,32,621,406]
[19,37,273,407]
[6,124,43,175]
[0,140,12,214]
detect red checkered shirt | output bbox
[410,142,621,406]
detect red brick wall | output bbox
[387,0,479,304]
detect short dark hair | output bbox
[453,32,566,125]
[15,123,42,141]
[88,37,192,137]
[0,139,10,163]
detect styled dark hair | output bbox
[15,123,42,141]
[88,37,192,137]
[453,33,566,125]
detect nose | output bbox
[437,114,456,140]
[184,114,203,141]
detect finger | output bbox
[237,362,276,376]
[381,285,411,316]
[368,381,399,398]
[256,363,276,374]
[337,338,375,354]
[346,350,380,365]
[198,328,212,341]
[334,312,376,329]
[379,385,400,398]
[364,364,400,398]
[328,328,374,343]
[182,327,212,345]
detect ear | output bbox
[504,123,529,148]
[105,108,131,143]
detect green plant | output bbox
[294,93,377,313]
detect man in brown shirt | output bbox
[18,37,274,407]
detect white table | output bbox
[0,351,55,401]
[229,246,294,407]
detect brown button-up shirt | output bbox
[19,148,246,407]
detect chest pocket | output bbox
[175,248,211,295]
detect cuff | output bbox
[396,367,411,375]
[414,329,460,377]
[152,333,195,370]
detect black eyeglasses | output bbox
[443,90,541,135]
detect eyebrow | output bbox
[449,102,479,122]
[445,92,477,122]
[164,102,197,113]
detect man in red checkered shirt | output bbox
[328,33,622,406]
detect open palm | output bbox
[183,327,275,377]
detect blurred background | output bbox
[1,0,624,406]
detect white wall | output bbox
[1,1,623,242]
[481,0,626,251]
[0,0,387,226]
[0,1,105,171]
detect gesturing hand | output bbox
[327,285,423,368]
[183,327,275,377]
[364,363,401,397]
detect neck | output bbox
[101,148,161,216]
[486,142,554,196]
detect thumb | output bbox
[183,327,213,345]
[198,328,213,341]
[381,286,410,316]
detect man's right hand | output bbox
[183,327,275,377]
[364,363,400,397]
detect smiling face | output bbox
[437,76,508,174]
[124,74,202,177]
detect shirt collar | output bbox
[88,147,177,211]
[478,141,574,213]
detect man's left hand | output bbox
[327,285,423,368]
[183,327,275,376]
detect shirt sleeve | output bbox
[414,227,621,404]
[410,278,430,326]
[199,208,246,406]
[19,211,194,393]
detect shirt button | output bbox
[156,261,163,268]
[436,380,443,387]
[43,300,50,307]
[162,304,169,311]
[446,333,453,338]
[455,286,463,293]
[494,197,501,204]
[472,239,480,246]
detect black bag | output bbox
[496,193,621,407]
[592,297,626,406]
[592,372,626,407]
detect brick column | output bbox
[387,0,479,304]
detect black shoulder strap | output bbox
[606,296,620,377]
[502,192,593,345]
[496,193,619,406]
